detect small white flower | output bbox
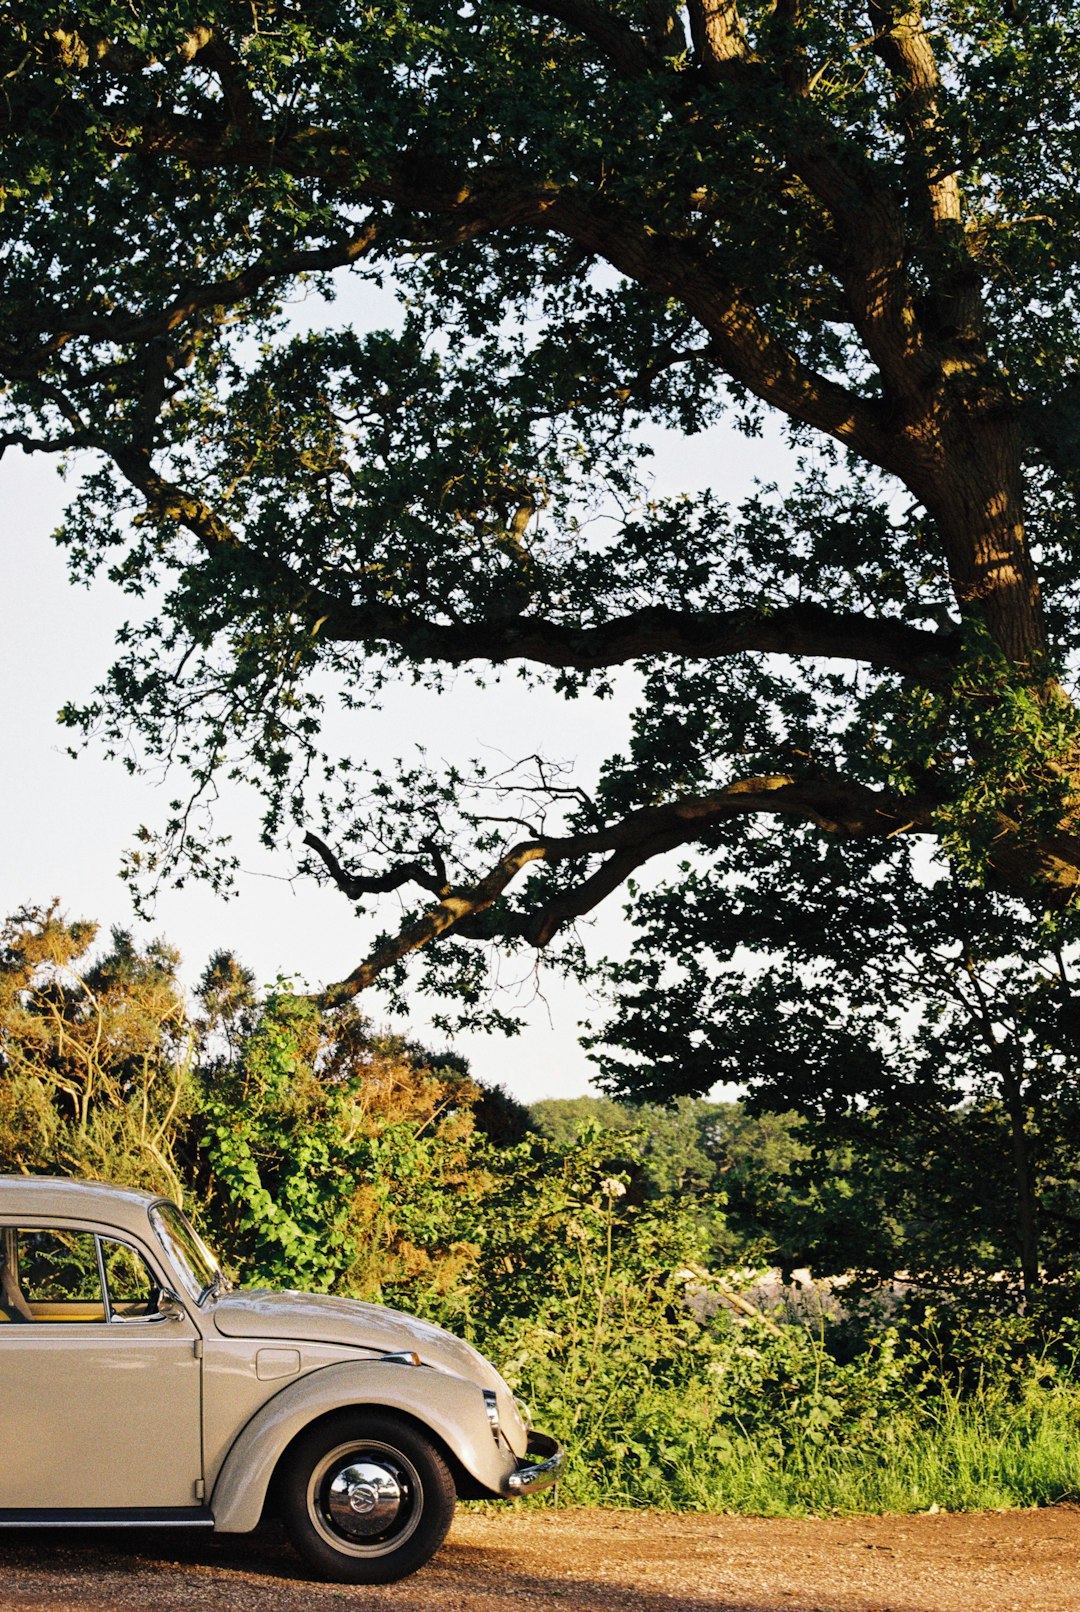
[599,1176,627,1198]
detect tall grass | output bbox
[493,1240,1080,1518]
[551,1371,1080,1514]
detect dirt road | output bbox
[1,1506,1079,1612]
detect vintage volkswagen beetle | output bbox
[0,1176,562,1582]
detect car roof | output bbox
[0,1175,168,1236]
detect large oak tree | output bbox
[3,1,1080,1091]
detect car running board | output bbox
[0,1506,215,1528]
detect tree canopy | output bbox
[4,1,1080,1064]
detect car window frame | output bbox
[12,1223,106,1322]
[148,1200,223,1307]
[96,1232,166,1324]
[0,1216,195,1330]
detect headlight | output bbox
[482,1388,501,1444]
[514,1396,533,1431]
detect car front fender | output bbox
[210,1359,514,1532]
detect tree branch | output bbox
[686,0,754,79]
[89,411,956,687]
[47,24,213,75]
[27,21,943,451]
[319,775,938,1003]
[0,429,85,458]
[101,109,898,473]
[869,0,962,232]
[317,598,958,681]
[526,0,657,76]
[303,831,448,900]
[109,449,238,548]
[318,776,1080,1003]
[5,225,380,352]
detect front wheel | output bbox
[281,1411,456,1583]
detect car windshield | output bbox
[149,1201,225,1305]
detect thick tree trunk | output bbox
[906,409,1047,664]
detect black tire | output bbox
[281,1411,457,1584]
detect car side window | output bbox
[15,1228,105,1323]
[101,1239,159,1320]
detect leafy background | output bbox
[4,901,1080,1514]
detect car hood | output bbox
[211,1288,506,1391]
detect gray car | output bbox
[0,1175,562,1582]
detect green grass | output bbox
[548,1376,1080,1515]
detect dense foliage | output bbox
[5,0,1080,1100]
[0,903,194,1199]
[592,858,1080,1296]
[4,904,1080,1512]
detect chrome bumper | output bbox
[505,1431,564,1495]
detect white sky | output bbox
[0,283,789,1104]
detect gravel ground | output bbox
[2,1505,1079,1612]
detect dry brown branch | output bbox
[316,773,1080,1003]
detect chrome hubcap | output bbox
[307,1439,423,1558]
[327,1460,404,1538]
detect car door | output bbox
[0,1222,203,1511]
